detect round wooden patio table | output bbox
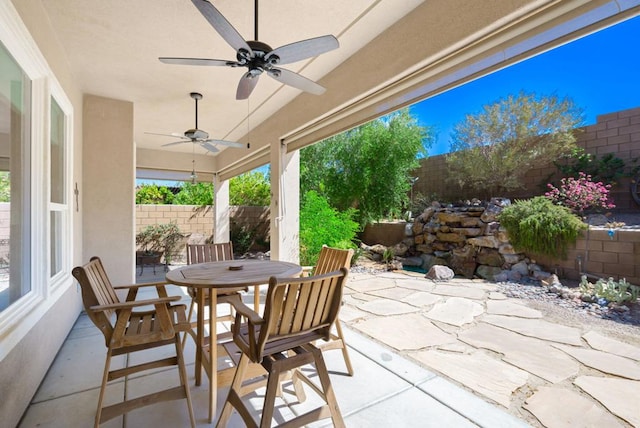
[166,259,302,422]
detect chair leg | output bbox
[95,349,113,428]
[311,347,345,428]
[181,299,196,350]
[175,335,196,428]
[260,360,283,428]
[216,353,251,428]
[334,320,354,376]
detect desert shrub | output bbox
[299,191,359,266]
[580,276,640,304]
[499,196,586,258]
[545,172,615,215]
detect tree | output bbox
[445,92,584,199]
[173,182,213,205]
[0,172,10,202]
[301,108,432,226]
[135,184,174,204]
[230,171,270,206]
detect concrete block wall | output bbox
[135,205,270,261]
[535,228,640,285]
[414,106,640,210]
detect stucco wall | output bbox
[413,106,640,211]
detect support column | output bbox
[213,173,230,243]
[270,140,300,263]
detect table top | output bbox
[165,259,302,288]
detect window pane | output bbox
[0,42,31,312]
[50,211,62,276]
[50,98,64,204]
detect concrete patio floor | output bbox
[18,263,640,427]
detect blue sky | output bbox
[410,15,640,156]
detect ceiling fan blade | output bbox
[191,0,251,54]
[236,72,260,100]
[146,132,188,139]
[207,139,245,149]
[199,141,220,153]
[268,68,325,95]
[159,57,235,67]
[266,35,339,65]
[162,140,189,147]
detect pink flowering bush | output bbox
[545,172,615,215]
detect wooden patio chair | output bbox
[182,242,247,348]
[71,256,195,428]
[216,268,350,428]
[302,245,355,376]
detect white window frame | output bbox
[0,0,75,360]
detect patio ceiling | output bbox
[37,0,423,152]
[28,0,640,179]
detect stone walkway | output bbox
[341,269,640,428]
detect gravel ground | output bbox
[495,279,640,344]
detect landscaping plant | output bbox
[445,92,583,199]
[498,196,587,258]
[545,172,615,215]
[579,276,640,305]
[299,191,359,266]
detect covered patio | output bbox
[1,0,640,426]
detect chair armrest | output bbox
[90,295,180,312]
[113,281,169,290]
[232,299,263,325]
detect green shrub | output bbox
[230,220,256,255]
[499,196,586,258]
[299,191,359,266]
[580,276,640,304]
[135,184,175,204]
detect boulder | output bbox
[476,265,503,280]
[437,212,465,224]
[467,235,500,248]
[476,248,504,267]
[425,265,455,281]
[391,242,409,257]
[511,261,529,276]
[401,256,423,267]
[436,232,466,243]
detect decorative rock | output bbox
[436,232,466,243]
[511,261,529,276]
[475,265,503,280]
[532,270,552,281]
[476,248,503,267]
[507,270,522,282]
[493,272,508,282]
[480,202,504,223]
[451,227,482,237]
[498,243,517,254]
[391,242,409,257]
[437,212,465,223]
[400,256,423,267]
[460,217,480,227]
[404,223,414,237]
[467,235,500,248]
[483,221,500,235]
[425,265,455,281]
[502,253,521,264]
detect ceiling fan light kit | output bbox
[159,0,340,100]
[145,91,246,154]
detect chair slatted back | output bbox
[72,256,119,346]
[186,242,234,265]
[256,268,348,360]
[314,246,354,275]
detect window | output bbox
[0,41,31,312]
[50,97,66,278]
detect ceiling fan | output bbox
[159,0,340,100]
[145,92,246,153]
